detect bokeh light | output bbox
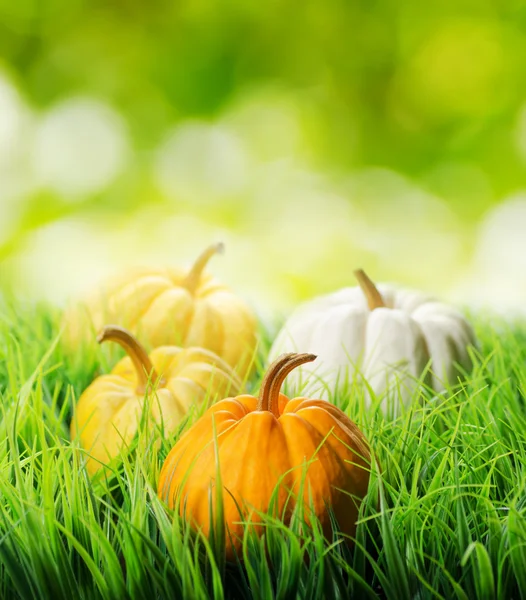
[33,97,129,198]
[154,121,251,204]
[453,195,526,313]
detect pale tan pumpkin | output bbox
[71,325,242,475]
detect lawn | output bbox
[0,299,525,600]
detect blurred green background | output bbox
[1,0,526,315]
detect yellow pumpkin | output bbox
[62,243,258,378]
[71,325,242,476]
[158,353,372,561]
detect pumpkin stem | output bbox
[97,325,162,394]
[354,268,385,310]
[184,242,224,293]
[257,353,317,417]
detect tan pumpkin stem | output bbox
[97,325,161,394]
[354,268,385,310]
[257,353,317,417]
[184,242,224,293]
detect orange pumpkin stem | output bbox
[354,268,385,310]
[184,242,224,293]
[97,325,162,394]
[257,353,317,417]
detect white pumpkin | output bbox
[268,269,477,409]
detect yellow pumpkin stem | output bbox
[184,242,224,293]
[257,353,317,417]
[97,325,162,394]
[354,268,385,310]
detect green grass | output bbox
[0,298,526,599]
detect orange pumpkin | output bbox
[158,353,372,561]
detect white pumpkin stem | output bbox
[258,353,317,417]
[97,325,162,394]
[184,242,224,293]
[354,268,385,310]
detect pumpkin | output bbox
[268,269,477,409]
[62,243,258,378]
[71,325,242,476]
[158,353,372,561]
